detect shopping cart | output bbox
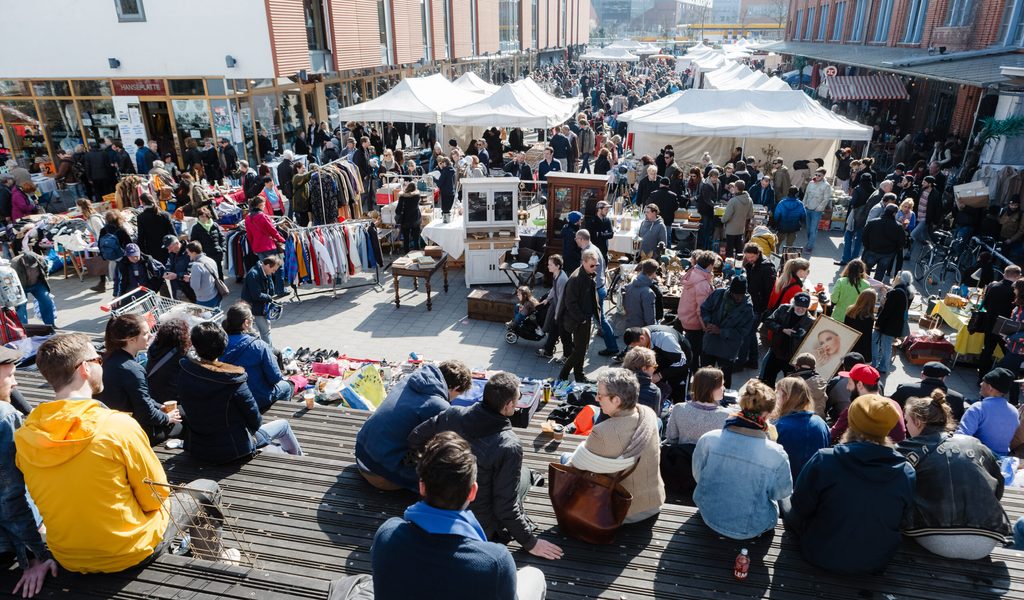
[100,286,224,330]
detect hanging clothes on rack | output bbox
[281,220,383,296]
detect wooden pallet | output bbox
[5,361,1024,599]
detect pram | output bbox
[505,303,548,345]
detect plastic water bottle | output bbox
[136,351,148,368]
[282,347,295,361]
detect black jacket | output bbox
[146,344,185,405]
[764,304,814,361]
[353,147,371,179]
[890,379,965,420]
[503,161,533,190]
[561,223,581,275]
[697,180,721,217]
[190,221,225,259]
[163,248,191,282]
[136,207,175,263]
[241,170,261,200]
[408,402,537,550]
[394,192,422,229]
[183,148,204,172]
[982,277,1015,332]
[583,214,614,258]
[636,177,659,206]
[241,263,274,315]
[790,442,916,574]
[114,149,136,176]
[897,431,1010,540]
[875,283,910,337]
[178,356,263,464]
[744,256,777,315]
[83,149,114,182]
[221,144,239,175]
[558,267,600,332]
[114,253,165,296]
[862,211,905,256]
[0,184,11,220]
[277,159,295,199]
[649,188,678,229]
[96,349,172,444]
[594,154,611,175]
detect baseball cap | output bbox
[922,361,951,378]
[838,363,880,386]
[841,352,865,371]
[0,347,22,365]
[124,244,141,258]
[792,293,811,308]
[162,235,179,249]
[596,200,611,209]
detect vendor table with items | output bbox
[392,253,449,310]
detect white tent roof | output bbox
[706,69,769,90]
[443,81,577,128]
[692,53,728,70]
[757,77,792,91]
[707,62,749,80]
[513,78,580,114]
[453,72,499,95]
[608,39,643,48]
[336,74,478,124]
[623,89,873,140]
[580,47,640,62]
[618,91,683,122]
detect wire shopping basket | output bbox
[100,287,224,330]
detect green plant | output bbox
[976,115,1024,148]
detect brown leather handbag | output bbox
[548,460,637,545]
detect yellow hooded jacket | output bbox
[14,399,170,573]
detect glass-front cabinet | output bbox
[544,173,609,261]
[461,177,520,228]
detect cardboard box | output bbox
[954,181,990,208]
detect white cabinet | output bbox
[462,177,520,286]
[465,242,515,286]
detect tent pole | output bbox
[862,142,870,159]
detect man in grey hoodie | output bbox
[638,203,668,258]
[722,180,753,257]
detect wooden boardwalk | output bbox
[4,365,1024,599]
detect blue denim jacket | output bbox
[0,402,48,568]
[693,427,794,540]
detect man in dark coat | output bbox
[558,248,601,383]
[201,140,223,183]
[700,277,755,388]
[583,201,614,260]
[114,244,165,296]
[861,204,905,282]
[276,153,295,200]
[979,265,1021,379]
[219,138,238,177]
[743,242,777,367]
[761,293,815,386]
[889,361,965,420]
[111,141,136,177]
[84,143,115,201]
[0,175,13,224]
[697,169,722,250]
[649,177,678,234]
[408,372,564,560]
[161,235,195,302]
[135,195,176,264]
[503,153,534,191]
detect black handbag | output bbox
[967,309,986,334]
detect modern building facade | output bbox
[773,0,1024,146]
[0,0,590,169]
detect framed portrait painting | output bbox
[790,315,862,378]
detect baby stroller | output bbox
[505,303,548,345]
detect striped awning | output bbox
[824,75,909,101]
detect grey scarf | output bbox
[622,405,659,460]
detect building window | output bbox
[378,0,393,64]
[999,0,1024,46]
[561,0,567,43]
[443,0,453,58]
[114,0,145,22]
[304,0,329,51]
[805,7,815,40]
[422,0,432,61]
[794,9,804,39]
[531,0,539,49]
[872,0,893,42]
[902,0,928,43]
[470,0,478,55]
[500,0,521,52]
[817,4,829,40]
[849,0,866,40]
[832,1,846,40]
[945,0,976,26]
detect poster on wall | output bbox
[211,104,233,142]
[112,95,146,170]
[172,100,210,136]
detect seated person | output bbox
[146,319,190,406]
[355,360,473,491]
[564,368,665,524]
[889,361,965,420]
[0,346,57,597]
[772,377,830,481]
[829,364,906,444]
[179,321,302,464]
[898,389,1010,560]
[786,395,915,574]
[665,367,731,445]
[956,368,1020,457]
[97,314,182,445]
[623,325,690,402]
[621,346,662,416]
[371,431,546,600]
[220,303,293,413]
[409,372,563,560]
[693,379,792,540]
[16,333,233,573]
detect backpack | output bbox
[98,233,124,261]
[777,201,803,233]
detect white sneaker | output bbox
[219,548,242,565]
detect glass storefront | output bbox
[280,90,303,150]
[77,99,117,147]
[172,98,213,153]
[37,99,82,153]
[1,100,48,166]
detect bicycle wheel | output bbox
[914,248,934,280]
[923,263,961,298]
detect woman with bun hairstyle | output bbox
[897,389,1011,559]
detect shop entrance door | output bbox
[140,101,175,160]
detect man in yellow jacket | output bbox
[14,333,227,574]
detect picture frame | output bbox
[790,314,862,379]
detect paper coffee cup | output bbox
[162,401,177,413]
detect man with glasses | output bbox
[13,333,233,574]
[803,168,833,254]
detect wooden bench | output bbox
[5,361,1024,599]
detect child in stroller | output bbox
[506,285,547,344]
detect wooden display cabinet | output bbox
[544,172,610,260]
[462,177,520,286]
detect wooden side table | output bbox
[392,254,449,311]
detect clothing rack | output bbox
[287,219,383,302]
[313,157,363,221]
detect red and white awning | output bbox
[824,75,909,101]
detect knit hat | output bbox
[729,277,747,295]
[124,244,141,258]
[567,211,583,224]
[792,292,811,308]
[841,352,865,371]
[847,394,900,439]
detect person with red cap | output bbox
[828,364,906,444]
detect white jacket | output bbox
[803,179,833,213]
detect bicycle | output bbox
[914,230,953,282]
[920,235,991,298]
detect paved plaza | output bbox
[44,228,979,399]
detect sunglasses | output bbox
[80,356,102,367]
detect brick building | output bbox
[770,0,1024,158]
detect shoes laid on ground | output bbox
[598,349,618,357]
[536,348,553,358]
[612,353,625,364]
[575,377,596,384]
[219,548,241,565]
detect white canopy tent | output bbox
[514,78,581,115]
[580,47,640,62]
[617,90,683,122]
[444,81,576,129]
[703,62,750,83]
[453,72,500,95]
[705,69,769,91]
[757,77,792,91]
[336,74,481,128]
[621,89,872,172]
[607,39,643,48]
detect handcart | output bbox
[100,286,224,330]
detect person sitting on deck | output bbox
[14,333,235,573]
[0,346,57,598]
[355,360,473,491]
[784,394,916,574]
[370,431,547,600]
[408,372,565,560]
[220,303,294,413]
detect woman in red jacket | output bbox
[245,197,286,295]
[767,257,809,313]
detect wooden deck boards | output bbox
[5,365,1024,599]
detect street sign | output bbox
[823,65,838,77]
